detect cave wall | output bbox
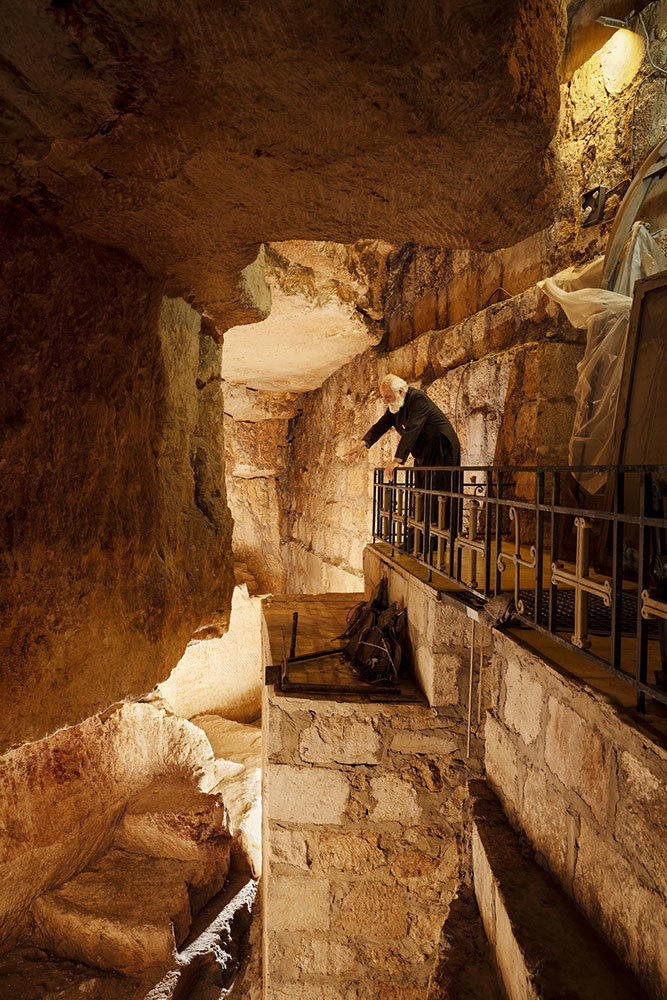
[0,205,233,752]
[0,702,216,951]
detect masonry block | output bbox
[370,773,421,824]
[615,750,667,892]
[338,880,409,939]
[502,654,544,746]
[266,763,349,825]
[266,874,331,932]
[484,715,520,815]
[544,698,613,824]
[299,716,380,765]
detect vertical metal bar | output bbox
[466,617,476,759]
[289,611,298,659]
[484,468,492,598]
[611,469,624,672]
[495,471,503,595]
[534,470,545,628]
[403,469,409,555]
[548,471,561,632]
[456,470,463,583]
[449,467,457,579]
[425,469,432,581]
[372,468,378,541]
[636,471,651,712]
[477,631,484,724]
[388,470,395,556]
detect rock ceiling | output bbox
[0,0,566,332]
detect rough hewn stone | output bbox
[338,882,409,939]
[266,875,330,933]
[0,207,234,752]
[299,717,381,765]
[544,697,613,824]
[369,774,421,825]
[267,764,350,826]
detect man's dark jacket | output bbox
[362,386,460,466]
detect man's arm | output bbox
[394,394,430,462]
[362,409,394,449]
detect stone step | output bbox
[470,781,649,1000]
[113,776,232,867]
[32,847,229,976]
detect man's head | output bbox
[380,374,408,414]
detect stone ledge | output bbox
[470,781,648,1000]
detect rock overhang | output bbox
[0,0,567,330]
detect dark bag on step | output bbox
[337,578,408,686]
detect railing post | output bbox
[425,469,432,582]
[494,471,503,596]
[636,471,651,712]
[534,469,545,627]
[548,470,560,632]
[484,468,492,597]
[403,468,409,556]
[387,470,395,556]
[610,469,624,673]
[372,468,378,541]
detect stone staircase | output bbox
[31,779,233,977]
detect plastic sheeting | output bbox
[539,223,667,493]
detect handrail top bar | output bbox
[373,463,667,473]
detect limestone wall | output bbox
[0,703,216,951]
[362,546,666,998]
[263,692,485,1000]
[0,205,234,751]
[485,635,667,999]
[284,287,582,592]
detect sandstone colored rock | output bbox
[502,654,545,746]
[193,716,263,876]
[338,881,409,939]
[390,732,457,756]
[266,764,349,826]
[312,832,385,874]
[113,777,231,864]
[370,774,421,825]
[0,208,234,752]
[156,585,266,724]
[544,698,613,824]
[0,703,216,951]
[266,875,331,933]
[32,848,225,975]
[299,717,381,765]
[484,715,520,816]
[0,2,565,332]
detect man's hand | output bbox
[342,441,367,464]
[384,459,400,481]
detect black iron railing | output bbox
[372,464,667,711]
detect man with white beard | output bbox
[344,374,460,481]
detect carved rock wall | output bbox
[0,703,216,951]
[0,206,233,751]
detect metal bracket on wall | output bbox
[581,185,608,227]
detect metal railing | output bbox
[372,464,667,712]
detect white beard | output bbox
[388,390,406,414]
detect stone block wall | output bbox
[485,634,667,999]
[283,286,582,592]
[262,688,485,1000]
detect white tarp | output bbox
[539,223,667,493]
